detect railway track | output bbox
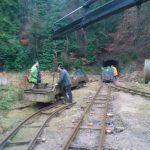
[3,82,145,150]
[0,103,75,150]
[111,83,150,98]
[62,83,112,150]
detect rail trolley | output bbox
[23,73,89,103]
[101,66,115,82]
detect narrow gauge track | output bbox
[0,103,75,150]
[62,83,111,150]
[111,83,150,98]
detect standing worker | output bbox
[111,65,118,80]
[28,61,40,89]
[57,64,73,103]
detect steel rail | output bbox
[0,103,58,150]
[98,84,111,150]
[111,83,150,98]
[27,102,75,150]
[62,84,103,150]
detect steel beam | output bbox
[52,0,150,39]
[83,0,98,8]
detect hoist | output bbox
[52,0,150,40]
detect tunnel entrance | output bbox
[102,60,119,70]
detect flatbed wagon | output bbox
[23,83,60,103]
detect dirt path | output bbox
[105,90,150,150]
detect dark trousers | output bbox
[63,85,73,103]
[30,82,38,89]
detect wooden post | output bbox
[52,41,57,86]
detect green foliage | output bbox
[0,86,18,109]
[83,65,100,74]
[0,0,122,71]
[119,53,130,65]
[119,51,138,65]
[130,52,138,60]
[0,0,29,71]
[73,59,81,69]
[105,13,123,33]
[0,95,14,110]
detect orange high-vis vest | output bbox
[112,66,118,76]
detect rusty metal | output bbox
[62,85,103,150]
[0,104,57,150]
[111,83,150,98]
[71,74,89,88]
[62,84,112,150]
[6,140,30,146]
[70,144,97,150]
[27,103,75,150]
[68,125,101,130]
[0,103,75,150]
[98,85,111,150]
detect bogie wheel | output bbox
[145,80,148,84]
[77,82,84,88]
[55,94,61,102]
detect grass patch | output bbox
[12,128,38,141]
[118,52,138,74]
[0,85,22,110]
[136,103,150,119]
[0,107,38,141]
[83,65,100,75]
[125,82,150,93]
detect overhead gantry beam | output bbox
[52,0,150,39]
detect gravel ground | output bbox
[34,81,100,150]
[1,79,150,150]
[105,90,150,150]
[35,81,150,150]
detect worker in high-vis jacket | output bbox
[28,61,40,88]
[57,64,73,103]
[111,65,118,79]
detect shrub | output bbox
[0,86,20,110]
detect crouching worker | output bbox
[28,61,41,89]
[57,64,73,103]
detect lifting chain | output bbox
[52,40,58,86]
[66,36,69,53]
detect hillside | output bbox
[102,2,150,67]
[90,2,150,81]
[0,0,150,74]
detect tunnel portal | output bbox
[102,60,119,70]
